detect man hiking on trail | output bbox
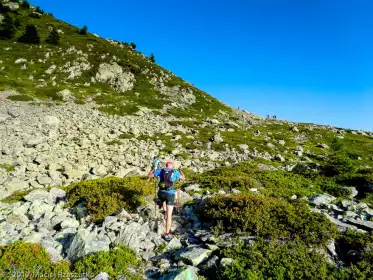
[148,161,185,241]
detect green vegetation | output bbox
[0,2,233,119]
[7,94,33,101]
[149,53,155,63]
[0,163,15,172]
[46,28,60,44]
[78,25,87,35]
[119,133,135,139]
[0,13,17,39]
[106,139,123,146]
[65,177,154,222]
[0,190,29,204]
[73,244,143,280]
[0,241,70,279]
[18,24,40,44]
[20,0,30,9]
[221,239,334,280]
[0,242,143,280]
[130,42,136,49]
[200,194,337,246]
[190,161,349,199]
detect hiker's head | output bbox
[154,156,158,160]
[166,161,173,168]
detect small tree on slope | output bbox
[46,28,60,45]
[149,53,156,63]
[18,24,40,44]
[0,14,17,39]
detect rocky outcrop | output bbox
[95,63,135,93]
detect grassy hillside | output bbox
[0,0,231,119]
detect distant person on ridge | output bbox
[148,161,185,241]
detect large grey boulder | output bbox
[28,201,54,220]
[24,189,50,203]
[66,228,111,261]
[95,63,135,93]
[345,218,373,231]
[57,89,74,102]
[115,221,150,252]
[176,245,212,266]
[310,194,336,207]
[213,133,224,144]
[321,212,358,232]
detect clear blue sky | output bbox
[30,0,373,131]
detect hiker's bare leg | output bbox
[165,205,174,234]
[162,201,167,212]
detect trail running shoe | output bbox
[163,234,172,242]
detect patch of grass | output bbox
[6,95,33,101]
[0,241,71,279]
[119,133,135,140]
[0,163,15,172]
[0,190,29,204]
[73,244,143,280]
[199,193,337,246]
[106,139,123,146]
[64,177,154,222]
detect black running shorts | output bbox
[158,190,176,206]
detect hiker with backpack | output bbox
[148,161,185,241]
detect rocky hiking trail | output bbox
[0,180,231,280]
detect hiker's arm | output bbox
[149,168,160,179]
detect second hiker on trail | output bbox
[151,156,160,172]
[148,161,185,242]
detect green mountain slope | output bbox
[0,0,231,118]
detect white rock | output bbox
[43,116,60,125]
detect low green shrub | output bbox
[73,244,143,280]
[7,95,33,101]
[119,133,135,139]
[0,241,70,279]
[0,163,15,172]
[65,177,154,222]
[221,239,333,280]
[193,162,322,199]
[0,190,30,204]
[199,194,337,246]
[320,180,352,198]
[106,139,123,146]
[322,153,357,177]
[20,0,30,9]
[336,229,373,264]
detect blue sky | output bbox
[30,0,373,131]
